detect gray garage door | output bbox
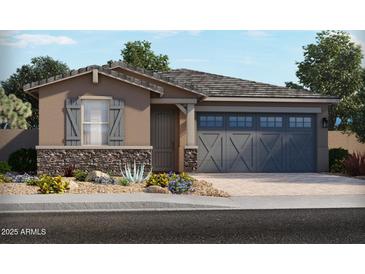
[197,113,316,172]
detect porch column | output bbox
[184,103,198,172]
[186,103,196,146]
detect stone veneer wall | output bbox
[184,148,198,172]
[37,148,152,176]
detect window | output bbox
[199,115,224,128]
[228,115,253,128]
[82,100,109,145]
[260,116,283,128]
[289,117,312,128]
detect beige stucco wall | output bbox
[0,129,39,161]
[38,73,151,146]
[329,131,365,153]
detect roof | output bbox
[108,61,207,96]
[158,69,337,99]
[24,62,338,100]
[23,65,164,95]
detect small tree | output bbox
[0,87,32,129]
[121,40,170,72]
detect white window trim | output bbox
[81,98,111,146]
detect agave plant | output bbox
[121,161,151,183]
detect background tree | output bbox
[1,56,69,128]
[285,81,305,90]
[294,31,364,130]
[121,40,170,72]
[350,69,365,142]
[0,87,32,129]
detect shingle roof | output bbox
[23,65,164,95]
[158,68,336,99]
[108,61,207,96]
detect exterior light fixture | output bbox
[322,117,328,128]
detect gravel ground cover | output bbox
[0,177,229,197]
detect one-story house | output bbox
[23,62,339,175]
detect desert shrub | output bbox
[8,148,37,173]
[146,173,170,187]
[343,152,365,176]
[168,178,192,194]
[179,172,195,182]
[73,169,87,181]
[0,161,11,174]
[63,164,75,177]
[5,172,38,183]
[329,148,349,173]
[119,178,130,186]
[37,175,69,194]
[0,174,12,183]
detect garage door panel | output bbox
[287,132,315,172]
[197,131,225,172]
[226,132,255,172]
[257,133,285,172]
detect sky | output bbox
[0,30,364,86]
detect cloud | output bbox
[0,33,77,48]
[244,30,271,38]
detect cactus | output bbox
[0,87,32,129]
[120,161,151,183]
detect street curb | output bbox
[1,193,365,213]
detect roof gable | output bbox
[23,65,164,96]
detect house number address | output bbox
[1,228,47,236]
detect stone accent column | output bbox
[36,146,152,176]
[184,146,198,172]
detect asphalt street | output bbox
[1,208,364,243]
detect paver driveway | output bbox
[192,173,365,196]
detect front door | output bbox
[151,106,177,171]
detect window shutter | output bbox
[108,98,125,146]
[65,98,81,145]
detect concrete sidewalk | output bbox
[1,193,365,213]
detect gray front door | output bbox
[197,113,316,172]
[151,106,177,171]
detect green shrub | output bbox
[25,178,39,186]
[37,175,69,194]
[119,177,130,186]
[146,173,170,187]
[0,174,12,183]
[329,148,349,173]
[0,161,11,174]
[73,169,87,181]
[8,148,37,173]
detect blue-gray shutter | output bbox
[108,98,125,146]
[65,98,81,145]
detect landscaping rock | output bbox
[144,185,170,194]
[85,170,110,182]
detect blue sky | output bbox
[0,30,364,86]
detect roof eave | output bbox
[202,96,340,104]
